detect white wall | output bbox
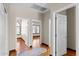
[0,4,8,55]
[67,7,76,50]
[42,11,50,45]
[7,4,40,50]
[76,4,79,56]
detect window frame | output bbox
[32,25,40,34]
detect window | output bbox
[16,20,21,35]
[32,25,40,34]
[21,19,28,35]
[16,19,28,35]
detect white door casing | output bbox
[0,7,8,56]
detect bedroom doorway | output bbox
[32,19,41,48]
[54,5,76,56]
[16,17,32,47]
[16,18,42,48]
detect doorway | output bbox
[16,18,42,48]
[16,17,32,47]
[55,6,76,56]
[32,19,41,48]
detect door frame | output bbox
[52,4,77,56]
[31,19,42,45]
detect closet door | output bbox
[56,14,67,56]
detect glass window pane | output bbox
[32,26,36,33]
[36,26,40,33]
[16,22,20,26]
[32,25,40,34]
[16,26,20,35]
[21,19,28,35]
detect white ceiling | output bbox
[7,3,72,13]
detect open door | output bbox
[55,14,67,56]
[16,18,32,47]
[32,19,41,48]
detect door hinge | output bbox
[55,34,57,37]
[55,51,57,55]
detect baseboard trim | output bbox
[30,46,32,48]
[9,49,16,56]
[49,54,52,56]
[41,43,49,47]
[67,48,76,52]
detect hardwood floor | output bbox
[41,43,49,49]
[64,49,76,56]
[9,37,49,56]
[9,48,76,56]
[9,49,16,56]
[9,44,49,56]
[9,36,76,56]
[33,36,49,49]
[32,36,40,48]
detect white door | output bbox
[56,14,67,56]
[21,19,32,47]
[16,18,32,47]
